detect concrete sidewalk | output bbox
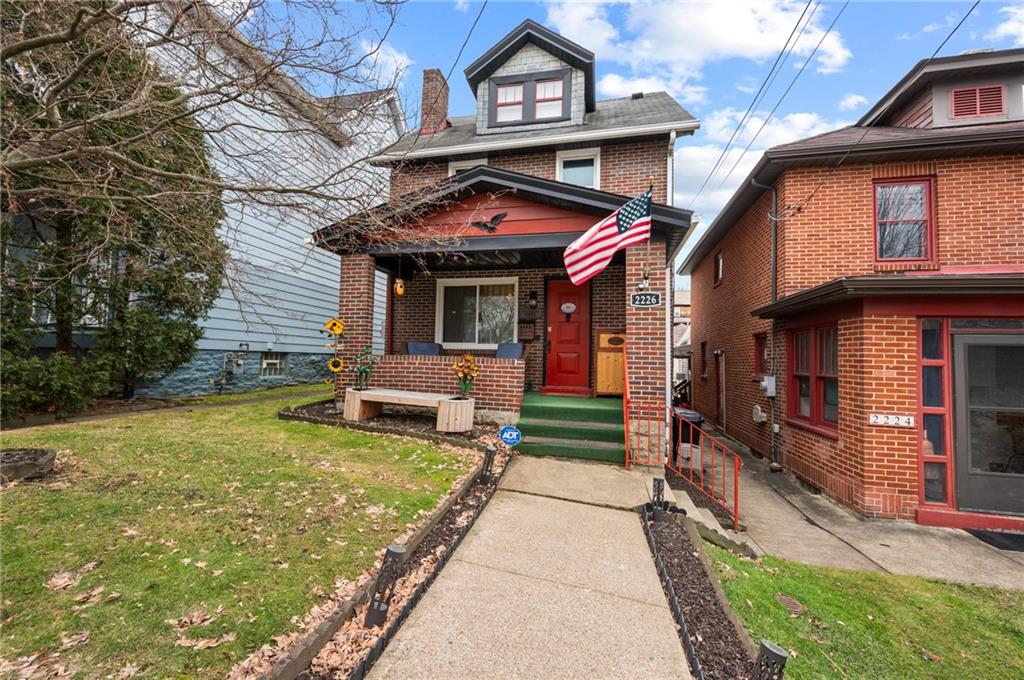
[369,458,690,680]
[735,452,1024,590]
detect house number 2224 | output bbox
[868,413,915,428]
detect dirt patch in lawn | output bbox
[284,401,494,446]
[649,518,755,680]
[664,466,737,529]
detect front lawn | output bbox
[707,544,1024,679]
[0,396,474,678]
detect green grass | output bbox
[180,382,333,405]
[706,543,1024,679]
[0,396,473,678]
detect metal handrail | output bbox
[668,414,743,532]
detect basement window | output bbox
[260,352,284,377]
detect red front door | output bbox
[545,279,591,391]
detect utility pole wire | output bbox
[716,0,849,190]
[780,0,981,218]
[685,0,814,212]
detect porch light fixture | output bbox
[528,290,538,309]
[364,543,406,628]
[636,267,651,292]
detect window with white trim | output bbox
[448,157,488,176]
[495,83,524,123]
[435,277,517,349]
[535,78,564,119]
[556,148,600,189]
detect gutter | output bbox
[372,119,701,162]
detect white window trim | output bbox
[555,147,601,189]
[448,157,488,177]
[434,276,518,350]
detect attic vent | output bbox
[631,92,644,100]
[951,85,1005,118]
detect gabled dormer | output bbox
[463,19,595,135]
[860,48,1024,129]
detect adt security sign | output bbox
[499,425,522,447]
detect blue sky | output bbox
[364,0,1023,264]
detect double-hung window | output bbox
[788,324,839,432]
[495,83,524,123]
[556,148,600,188]
[874,179,934,262]
[435,278,517,349]
[535,78,564,119]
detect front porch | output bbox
[318,166,693,461]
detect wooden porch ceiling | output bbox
[375,248,624,275]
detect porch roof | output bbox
[752,274,1024,319]
[314,166,694,265]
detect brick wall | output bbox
[601,138,670,203]
[490,150,557,179]
[389,160,448,199]
[625,239,668,463]
[779,155,1024,293]
[347,354,525,418]
[390,264,626,391]
[336,253,377,391]
[691,153,1022,520]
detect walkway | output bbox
[369,457,690,680]
[716,437,1024,590]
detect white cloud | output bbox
[547,0,852,102]
[454,0,469,13]
[361,40,413,87]
[598,73,708,106]
[673,143,762,226]
[986,5,1024,46]
[702,107,848,149]
[837,93,868,111]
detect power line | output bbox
[781,0,980,217]
[685,0,814,211]
[716,0,849,190]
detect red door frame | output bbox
[542,278,592,394]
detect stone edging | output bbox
[278,402,490,452]
[263,455,506,680]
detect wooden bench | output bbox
[342,388,475,433]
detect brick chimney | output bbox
[419,68,450,135]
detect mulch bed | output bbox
[296,458,507,680]
[284,400,494,446]
[649,518,754,680]
[664,466,737,529]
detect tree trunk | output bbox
[53,223,75,354]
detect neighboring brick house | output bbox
[680,48,1024,530]
[314,20,699,463]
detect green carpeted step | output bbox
[519,393,623,425]
[517,436,625,463]
[518,417,624,443]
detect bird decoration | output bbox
[470,212,507,233]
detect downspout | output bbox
[749,177,782,470]
[664,129,677,465]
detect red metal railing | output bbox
[666,414,743,531]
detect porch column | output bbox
[625,239,668,464]
[335,253,377,396]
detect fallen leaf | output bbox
[175,632,236,650]
[60,631,90,650]
[117,664,141,678]
[166,609,215,632]
[46,571,78,591]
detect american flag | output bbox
[563,187,652,285]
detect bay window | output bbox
[874,179,934,261]
[788,324,839,432]
[435,278,517,349]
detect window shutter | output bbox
[951,86,1005,118]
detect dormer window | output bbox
[535,79,564,119]
[496,83,524,123]
[950,85,1005,119]
[488,70,571,128]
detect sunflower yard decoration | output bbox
[324,317,346,377]
[327,357,344,373]
[324,317,345,337]
[451,354,480,398]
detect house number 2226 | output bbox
[868,413,915,428]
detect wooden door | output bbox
[545,279,591,390]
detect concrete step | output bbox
[518,435,625,463]
[670,484,762,558]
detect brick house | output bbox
[679,48,1024,530]
[314,20,699,462]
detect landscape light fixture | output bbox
[481,444,497,481]
[652,476,668,522]
[755,639,789,679]
[364,544,406,628]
